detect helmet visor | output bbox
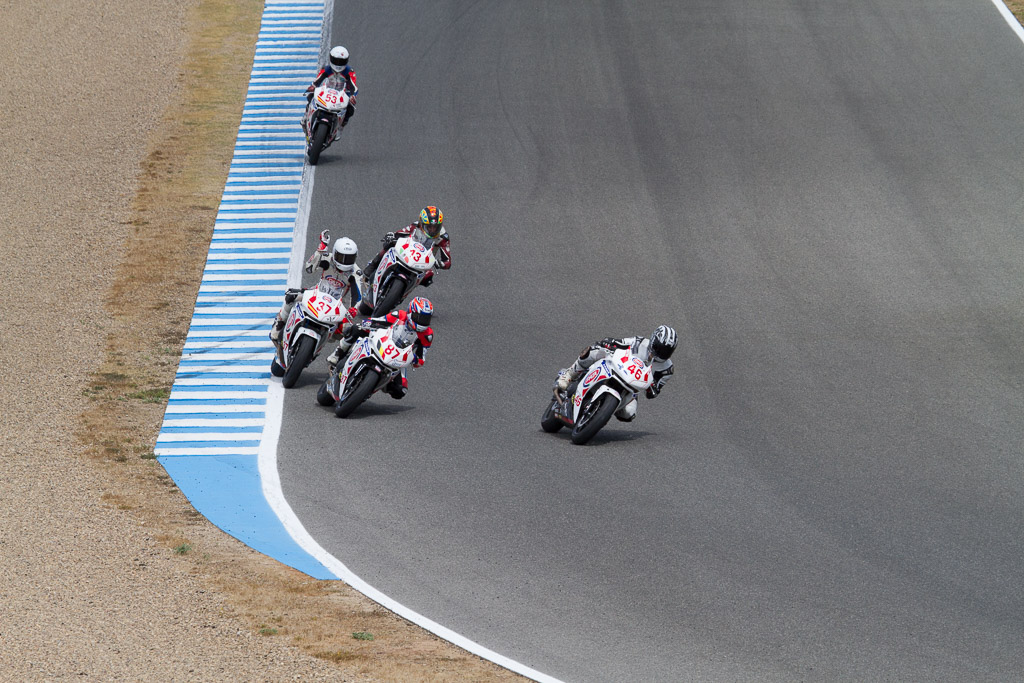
[333,250,356,266]
[651,341,674,361]
[410,310,431,330]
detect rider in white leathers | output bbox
[269,231,364,348]
[556,325,677,422]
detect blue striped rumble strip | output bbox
[155,0,338,581]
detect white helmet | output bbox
[331,237,358,273]
[329,46,349,70]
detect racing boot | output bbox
[269,318,284,345]
[326,335,355,372]
[385,374,408,400]
[555,360,584,391]
[325,345,342,372]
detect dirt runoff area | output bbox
[0,0,520,680]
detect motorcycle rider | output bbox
[304,45,357,129]
[361,206,451,295]
[555,325,678,422]
[269,230,364,347]
[327,297,434,399]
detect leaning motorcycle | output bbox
[359,237,434,317]
[271,274,351,388]
[302,82,354,165]
[541,350,654,445]
[316,321,416,418]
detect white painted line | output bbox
[168,394,265,403]
[258,383,560,683]
[176,364,271,374]
[182,342,276,350]
[157,0,560,678]
[990,0,1024,42]
[173,378,268,387]
[204,263,289,271]
[162,418,267,428]
[165,405,267,414]
[209,234,292,241]
[157,446,261,456]
[195,297,284,305]
[186,330,278,338]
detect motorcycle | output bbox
[359,237,435,317]
[316,320,417,418]
[301,82,355,165]
[270,256,353,388]
[541,350,654,445]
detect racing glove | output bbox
[382,232,397,246]
[600,337,628,351]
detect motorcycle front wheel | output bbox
[371,277,405,317]
[541,398,564,433]
[570,394,617,445]
[335,367,379,418]
[282,336,316,389]
[307,123,329,165]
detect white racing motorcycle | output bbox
[541,350,654,445]
[302,82,354,165]
[316,321,416,418]
[271,274,351,389]
[359,237,434,317]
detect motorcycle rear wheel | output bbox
[316,379,335,406]
[282,336,316,389]
[570,394,617,445]
[307,124,329,165]
[335,368,378,418]
[541,398,564,433]
[371,277,404,317]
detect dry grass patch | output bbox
[75,0,522,680]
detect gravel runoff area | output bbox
[0,0,351,679]
[0,1,519,680]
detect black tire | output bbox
[541,398,564,433]
[282,335,316,389]
[570,394,618,445]
[316,380,335,406]
[335,367,379,418]
[270,356,285,377]
[307,123,329,165]
[371,277,404,317]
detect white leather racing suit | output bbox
[562,336,674,421]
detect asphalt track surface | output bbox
[279,1,1024,680]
